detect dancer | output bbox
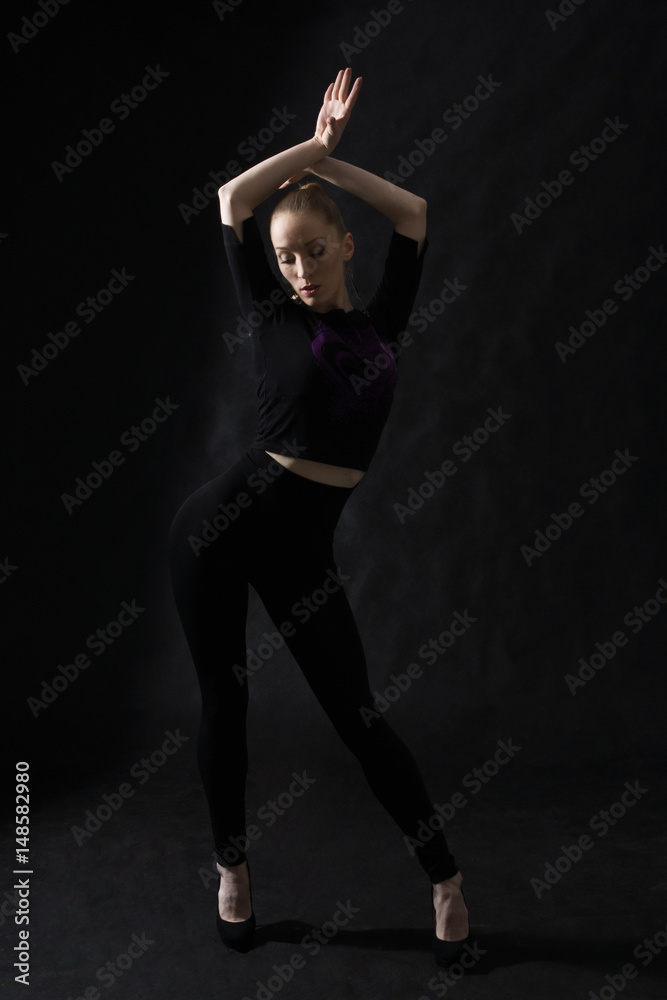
[168,68,470,966]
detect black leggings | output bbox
[167,447,457,884]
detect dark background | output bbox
[5,1,667,998]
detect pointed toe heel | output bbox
[216,908,256,951]
[432,931,469,968]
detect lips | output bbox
[301,285,320,296]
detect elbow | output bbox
[218,183,253,230]
[217,182,235,205]
[218,183,250,227]
[217,185,233,226]
[400,195,427,228]
[413,195,428,218]
[218,177,250,207]
[394,196,427,247]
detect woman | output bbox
[168,68,470,966]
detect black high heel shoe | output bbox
[216,862,256,951]
[432,884,470,968]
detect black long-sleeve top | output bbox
[222,214,427,470]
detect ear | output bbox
[342,231,354,261]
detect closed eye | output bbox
[278,247,326,265]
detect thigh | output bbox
[250,549,375,726]
[168,455,257,570]
[168,456,257,690]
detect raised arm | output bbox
[303,156,427,254]
[218,68,362,239]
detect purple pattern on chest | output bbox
[310,319,397,420]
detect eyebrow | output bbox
[275,237,327,250]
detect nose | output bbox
[296,256,317,280]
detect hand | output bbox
[278,166,314,189]
[313,68,362,154]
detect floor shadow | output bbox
[249,922,662,976]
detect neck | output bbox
[340,288,354,312]
[311,285,354,314]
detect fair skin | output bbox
[216,68,469,944]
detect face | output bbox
[270,211,354,312]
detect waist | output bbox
[264,451,364,488]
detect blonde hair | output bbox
[270,181,346,236]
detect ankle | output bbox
[217,860,248,877]
[433,871,463,894]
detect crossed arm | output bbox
[218,69,427,253]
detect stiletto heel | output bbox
[216,862,256,951]
[432,884,469,968]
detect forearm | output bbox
[218,137,325,225]
[309,156,426,228]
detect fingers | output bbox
[331,68,346,103]
[345,75,362,111]
[320,68,361,142]
[333,68,361,110]
[331,67,361,105]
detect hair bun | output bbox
[271,182,346,236]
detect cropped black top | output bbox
[222,214,428,470]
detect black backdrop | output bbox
[5,0,667,992]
